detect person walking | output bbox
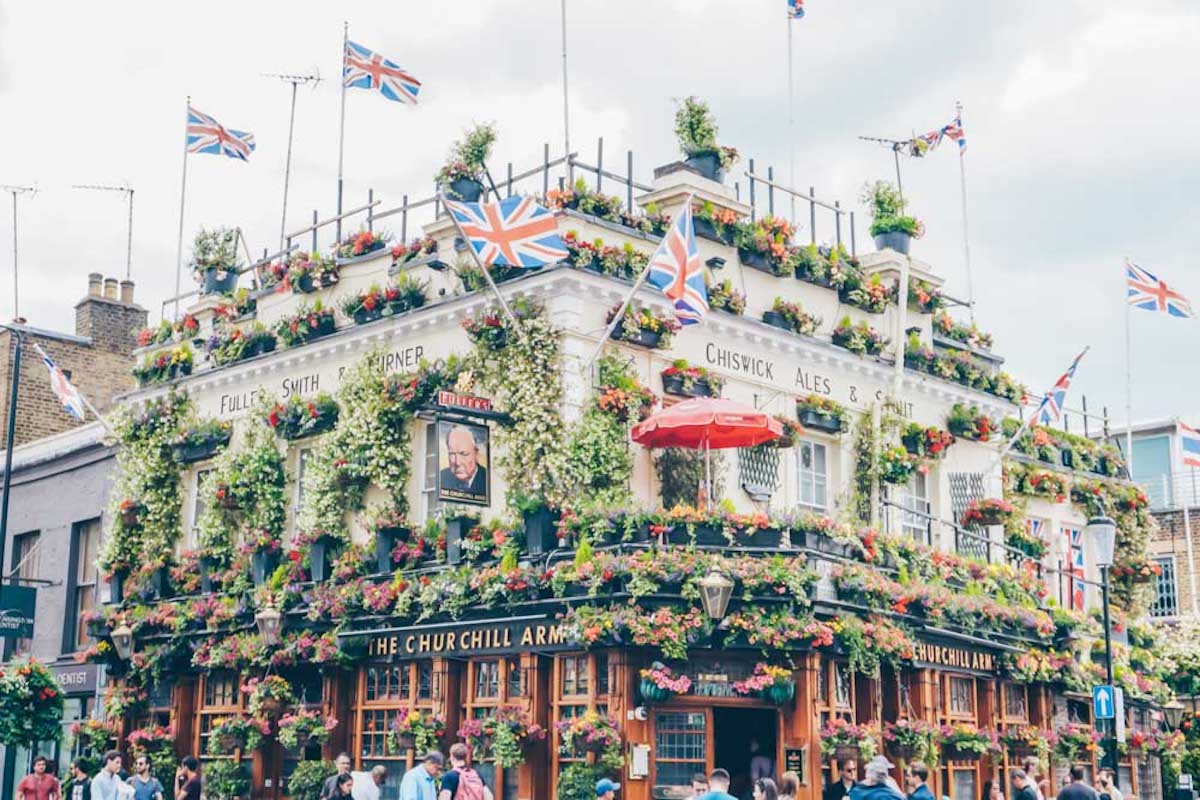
[754,778,780,800]
[334,775,355,799]
[439,744,491,800]
[129,756,163,800]
[1096,770,1123,800]
[697,770,737,800]
[595,779,620,800]
[399,753,443,800]
[1021,758,1047,800]
[1012,770,1038,800]
[1057,766,1099,800]
[92,753,124,800]
[982,779,1004,800]
[322,755,353,800]
[173,758,200,800]
[351,766,388,800]
[18,756,60,800]
[849,757,905,800]
[67,761,91,800]
[778,772,800,800]
[904,763,934,800]
[825,759,859,800]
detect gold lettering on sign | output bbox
[368,622,568,659]
[914,642,995,673]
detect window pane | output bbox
[295,452,312,522]
[798,441,828,511]
[423,422,439,518]
[193,469,212,534]
[949,677,974,715]
[476,660,499,699]
[596,654,610,696]
[78,521,99,584]
[951,770,977,800]
[655,712,706,788]
[1151,556,1178,618]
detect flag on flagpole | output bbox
[1126,260,1194,318]
[186,106,256,161]
[1179,422,1200,468]
[942,115,966,152]
[1035,347,1088,425]
[344,40,421,104]
[647,202,707,325]
[787,0,805,18]
[42,355,86,421]
[443,196,567,268]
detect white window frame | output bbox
[1150,555,1179,619]
[795,439,829,512]
[294,448,313,533]
[422,421,439,522]
[189,468,213,547]
[897,470,931,544]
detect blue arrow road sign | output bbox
[1094,685,1115,719]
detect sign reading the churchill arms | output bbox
[913,642,997,673]
[356,616,574,659]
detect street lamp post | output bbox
[1088,511,1118,789]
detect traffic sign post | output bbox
[1093,685,1115,720]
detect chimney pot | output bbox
[88,273,103,297]
[103,278,118,300]
[119,280,135,304]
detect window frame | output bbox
[1150,555,1179,618]
[796,439,829,512]
[63,518,101,655]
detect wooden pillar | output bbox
[797,652,820,800]
[520,653,552,800]
[172,677,197,760]
[326,669,354,762]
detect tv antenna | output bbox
[264,69,322,253]
[73,183,135,279]
[0,184,37,321]
[858,135,914,202]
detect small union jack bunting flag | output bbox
[1035,347,1088,425]
[788,0,805,18]
[1127,259,1194,318]
[647,202,707,326]
[344,40,421,104]
[186,106,255,161]
[444,196,567,268]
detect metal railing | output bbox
[1143,470,1200,512]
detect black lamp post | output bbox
[1088,511,1118,788]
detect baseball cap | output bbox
[596,778,621,796]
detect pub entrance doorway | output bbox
[713,707,778,800]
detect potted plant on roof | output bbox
[436,122,497,201]
[862,180,924,255]
[735,217,794,275]
[286,253,340,294]
[674,96,739,182]
[639,662,692,703]
[763,297,821,336]
[274,302,336,348]
[692,200,740,243]
[796,395,846,434]
[831,317,888,357]
[334,229,390,265]
[192,227,241,295]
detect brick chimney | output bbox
[75,274,147,355]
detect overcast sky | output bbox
[1,0,1198,427]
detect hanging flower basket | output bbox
[119,501,144,527]
[639,663,691,703]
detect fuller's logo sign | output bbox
[914,642,996,673]
[436,391,493,413]
[361,617,572,658]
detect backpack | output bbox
[450,768,486,800]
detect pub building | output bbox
[89,147,1170,800]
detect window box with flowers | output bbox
[639,662,692,703]
[370,508,415,573]
[391,236,438,267]
[136,315,199,349]
[267,393,339,440]
[832,317,888,357]
[883,719,942,763]
[693,200,740,243]
[732,663,795,706]
[274,302,336,348]
[341,275,427,326]
[298,529,342,583]
[191,227,241,296]
[908,278,943,314]
[556,710,621,759]
[207,324,277,366]
[761,417,803,452]
[707,278,746,315]
[661,360,724,398]
[267,252,340,294]
[1053,723,1101,765]
[172,419,232,464]
[879,445,925,485]
[1000,727,1054,760]
[1111,559,1163,585]
[840,273,895,314]
[735,216,794,276]
[245,529,282,586]
[900,424,955,459]
[946,404,997,442]
[674,96,739,183]
[334,229,391,266]
[276,709,337,751]
[962,498,1015,527]
[819,719,879,762]
[763,297,821,336]
[941,724,999,762]
[436,123,497,201]
[132,344,193,386]
[796,395,847,435]
[607,304,681,349]
[1010,466,1067,503]
[1005,520,1049,560]
[458,705,544,769]
[388,709,445,754]
[934,311,994,351]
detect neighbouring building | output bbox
[86,144,1173,800]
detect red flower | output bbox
[268,411,280,428]
[363,294,378,311]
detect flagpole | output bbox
[173,96,191,321]
[787,14,796,225]
[956,100,976,323]
[1125,266,1135,475]
[438,194,528,344]
[560,0,571,161]
[336,21,349,243]
[582,194,695,377]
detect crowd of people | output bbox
[16,753,201,800]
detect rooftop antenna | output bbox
[264,69,322,254]
[73,183,135,280]
[0,184,37,321]
[857,135,912,202]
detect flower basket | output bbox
[762,310,792,331]
[943,744,983,762]
[218,732,244,752]
[639,677,673,704]
[798,408,842,434]
[685,152,724,182]
[353,306,384,325]
[172,433,230,464]
[661,373,715,398]
[874,231,911,255]
[738,247,775,273]
[693,216,730,244]
[394,732,416,751]
[448,177,484,202]
[834,745,863,761]
[120,504,143,527]
[611,327,662,349]
[962,498,1015,528]
[202,267,239,295]
[639,663,691,704]
[760,680,796,706]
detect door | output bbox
[713,707,779,800]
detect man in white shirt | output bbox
[91,753,125,800]
[351,767,388,800]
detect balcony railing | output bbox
[1142,470,1200,512]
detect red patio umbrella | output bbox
[631,397,784,502]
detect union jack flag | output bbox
[942,116,966,152]
[444,196,567,268]
[1179,422,1200,469]
[43,355,86,421]
[1036,347,1088,425]
[344,40,421,104]
[647,202,706,325]
[788,0,805,19]
[1065,526,1086,610]
[186,106,255,161]
[1126,260,1194,318]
